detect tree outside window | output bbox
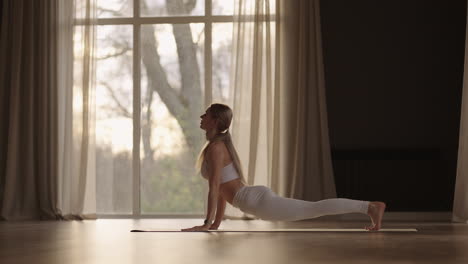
[87,0,234,215]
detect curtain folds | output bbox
[452,4,468,223]
[0,0,97,220]
[224,0,277,218]
[282,0,337,201]
[225,0,336,218]
[56,0,97,219]
[0,0,60,220]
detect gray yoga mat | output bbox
[131,228,417,232]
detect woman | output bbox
[181,103,386,232]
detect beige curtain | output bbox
[56,0,97,219]
[452,4,468,223]
[280,0,336,201]
[0,0,97,220]
[224,0,335,218]
[0,0,60,220]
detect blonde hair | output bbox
[195,103,246,184]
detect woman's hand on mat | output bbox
[181,225,210,232]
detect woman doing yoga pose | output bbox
[181,103,386,232]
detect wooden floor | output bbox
[1,219,467,264]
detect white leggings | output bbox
[232,185,369,221]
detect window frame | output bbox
[91,0,234,218]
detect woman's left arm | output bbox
[182,143,224,232]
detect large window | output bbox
[94,0,234,216]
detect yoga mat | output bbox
[131,228,417,232]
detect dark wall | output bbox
[0,2,2,36]
[320,0,466,211]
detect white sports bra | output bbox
[201,160,240,184]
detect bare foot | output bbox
[365,202,386,231]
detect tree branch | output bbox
[139,0,204,152]
[184,0,197,13]
[96,47,132,60]
[99,81,132,118]
[141,25,185,118]
[98,7,124,17]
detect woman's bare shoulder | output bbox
[207,141,225,151]
[206,141,227,160]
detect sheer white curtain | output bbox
[57,0,97,219]
[221,0,271,218]
[224,0,336,218]
[453,4,468,223]
[221,0,277,218]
